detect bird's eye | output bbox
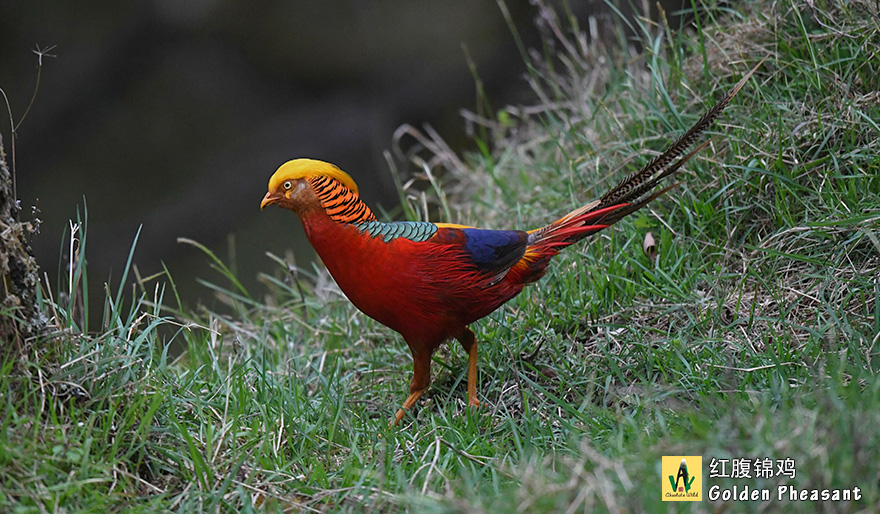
[283,181,292,190]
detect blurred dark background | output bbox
[2,1,685,320]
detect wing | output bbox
[355,220,528,286]
[428,225,529,287]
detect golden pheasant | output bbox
[261,60,762,425]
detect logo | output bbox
[662,456,702,501]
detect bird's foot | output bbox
[468,397,482,411]
[391,408,407,427]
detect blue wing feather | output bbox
[356,220,527,277]
[461,228,528,272]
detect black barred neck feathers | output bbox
[308,174,377,224]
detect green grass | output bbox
[3,0,880,512]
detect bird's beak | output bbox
[261,191,281,210]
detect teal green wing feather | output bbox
[355,220,439,243]
[356,220,528,279]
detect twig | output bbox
[112,465,165,494]
[0,44,56,200]
[708,362,800,372]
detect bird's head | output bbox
[260,158,359,213]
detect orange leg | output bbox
[456,327,481,409]
[393,349,432,426]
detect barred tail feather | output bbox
[541,57,764,243]
[596,57,766,211]
[505,57,765,285]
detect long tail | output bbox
[510,57,765,284]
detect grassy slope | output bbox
[3,0,879,512]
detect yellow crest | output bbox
[268,159,359,193]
